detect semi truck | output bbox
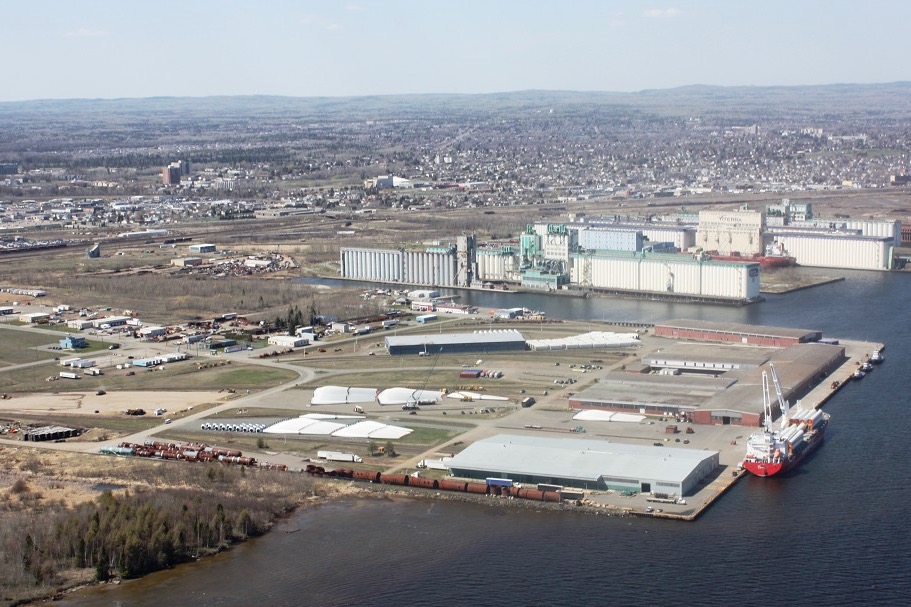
[316,450,363,463]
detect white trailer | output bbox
[59,371,80,380]
[316,450,363,463]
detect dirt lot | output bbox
[0,390,226,417]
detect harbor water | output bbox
[53,269,911,606]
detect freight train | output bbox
[106,440,288,471]
[304,465,564,503]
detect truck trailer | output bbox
[316,450,363,463]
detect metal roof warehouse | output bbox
[384,330,526,356]
[447,434,719,496]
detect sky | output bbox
[2,0,910,102]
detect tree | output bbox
[385,441,396,457]
[95,546,111,582]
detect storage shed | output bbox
[268,335,309,348]
[384,330,525,356]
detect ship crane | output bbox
[769,363,799,429]
[761,371,774,432]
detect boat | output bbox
[742,364,830,478]
[706,242,797,269]
[870,349,884,364]
[853,369,866,379]
[860,362,873,372]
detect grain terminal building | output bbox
[447,434,719,496]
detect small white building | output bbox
[139,326,167,338]
[268,335,309,348]
[19,312,50,324]
[92,315,130,328]
[67,319,94,330]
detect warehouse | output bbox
[570,342,844,426]
[569,373,736,419]
[189,243,216,254]
[19,312,50,324]
[171,257,203,267]
[654,319,821,346]
[139,326,167,338]
[268,335,309,348]
[643,343,771,373]
[384,330,525,356]
[691,342,845,425]
[447,434,719,496]
[92,315,130,329]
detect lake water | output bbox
[54,269,911,606]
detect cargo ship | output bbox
[741,365,830,477]
[707,242,797,268]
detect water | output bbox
[55,269,911,606]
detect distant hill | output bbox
[2,82,911,123]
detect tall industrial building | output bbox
[161,163,182,186]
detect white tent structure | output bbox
[264,414,412,439]
[311,386,378,405]
[526,331,641,351]
[572,410,646,423]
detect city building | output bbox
[59,335,87,349]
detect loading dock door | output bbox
[722,416,731,425]
[641,482,651,493]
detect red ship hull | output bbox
[709,254,796,268]
[742,427,825,478]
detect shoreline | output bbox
[18,479,630,606]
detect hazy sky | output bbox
[2,0,909,102]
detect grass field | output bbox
[0,358,300,393]
[0,326,62,366]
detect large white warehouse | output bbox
[570,252,761,302]
[772,234,893,270]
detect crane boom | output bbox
[769,363,791,428]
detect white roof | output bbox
[363,425,412,440]
[263,414,411,438]
[377,387,445,405]
[385,329,525,349]
[526,331,640,351]
[332,420,389,438]
[311,386,377,405]
[573,410,646,423]
[264,416,347,434]
[448,434,716,485]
